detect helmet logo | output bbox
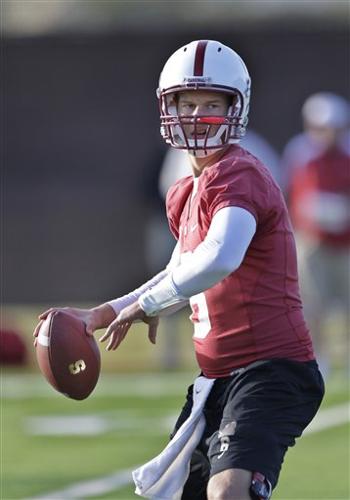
[68,359,86,375]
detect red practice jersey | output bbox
[166,145,315,378]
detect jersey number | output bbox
[190,293,211,339]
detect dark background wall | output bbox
[3,25,349,303]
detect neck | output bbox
[188,146,230,177]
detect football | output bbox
[35,311,101,400]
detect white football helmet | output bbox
[157,40,251,156]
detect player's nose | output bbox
[192,104,204,116]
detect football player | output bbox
[35,40,325,500]
[282,92,350,378]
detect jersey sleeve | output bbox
[203,161,270,225]
[166,176,193,239]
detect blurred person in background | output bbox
[282,92,350,377]
[35,40,324,500]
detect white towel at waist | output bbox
[132,375,216,500]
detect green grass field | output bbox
[1,306,349,499]
[1,370,349,500]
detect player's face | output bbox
[305,123,341,150]
[177,90,229,138]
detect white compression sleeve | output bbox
[139,206,257,316]
[107,241,181,314]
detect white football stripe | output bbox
[37,332,49,347]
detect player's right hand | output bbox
[33,305,115,345]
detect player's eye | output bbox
[181,103,195,110]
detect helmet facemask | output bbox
[159,88,248,157]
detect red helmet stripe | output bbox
[193,40,208,76]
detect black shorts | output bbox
[171,359,325,499]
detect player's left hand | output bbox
[99,301,159,350]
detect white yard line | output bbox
[25,468,137,499]
[26,402,349,500]
[303,402,350,434]
[2,372,194,398]
[24,413,176,436]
